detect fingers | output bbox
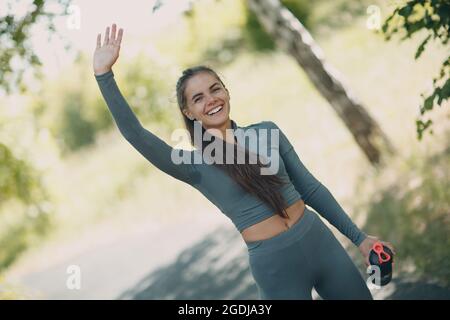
[99,24,123,47]
[116,28,123,46]
[96,33,101,49]
[382,241,396,255]
[103,26,110,46]
[111,23,116,44]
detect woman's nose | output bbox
[205,94,216,106]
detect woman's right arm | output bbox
[93,24,198,185]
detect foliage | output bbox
[176,0,313,66]
[0,0,71,94]
[362,142,450,286]
[243,0,313,52]
[381,0,449,140]
[30,54,112,155]
[30,54,175,155]
[0,142,53,273]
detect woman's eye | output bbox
[194,88,219,103]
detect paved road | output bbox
[5,213,450,300]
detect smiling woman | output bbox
[93,23,394,300]
[181,71,231,135]
[174,65,293,222]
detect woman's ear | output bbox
[183,109,195,121]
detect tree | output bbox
[0,0,71,94]
[0,0,69,272]
[247,0,395,166]
[382,0,449,140]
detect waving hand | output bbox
[93,23,124,75]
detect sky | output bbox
[1,0,192,106]
[7,0,190,79]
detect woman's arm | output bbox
[95,71,198,184]
[93,24,198,185]
[266,121,367,247]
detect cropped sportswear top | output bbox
[95,70,367,247]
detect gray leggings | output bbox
[245,207,373,300]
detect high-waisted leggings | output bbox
[245,207,373,300]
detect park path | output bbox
[5,211,450,300]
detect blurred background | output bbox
[0,0,449,299]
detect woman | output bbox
[93,23,395,300]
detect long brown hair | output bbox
[176,65,290,219]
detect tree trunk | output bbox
[248,0,395,166]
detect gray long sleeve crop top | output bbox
[95,70,368,247]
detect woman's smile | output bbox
[206,105,223,116]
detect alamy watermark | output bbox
[366,265,382,290]
[170,121,281,175]
[66,264,81,290]
[366,5,381,31]
[66,5,81,30]
[366,1,405,31]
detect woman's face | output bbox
[182,71,230,128]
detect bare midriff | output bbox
[240,199,306,242]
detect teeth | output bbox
[207,105,222,115]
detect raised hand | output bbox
[93,23,124,75]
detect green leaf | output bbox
[437,78,450,105]
[416,119,433,140]
[422,95,435,113]
[415,34,431,59]
[398,5,413,17]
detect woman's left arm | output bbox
[268,121,396,263]
[267,121,367,247]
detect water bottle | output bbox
[368,242,394,286]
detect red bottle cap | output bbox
[372,242,391,264]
